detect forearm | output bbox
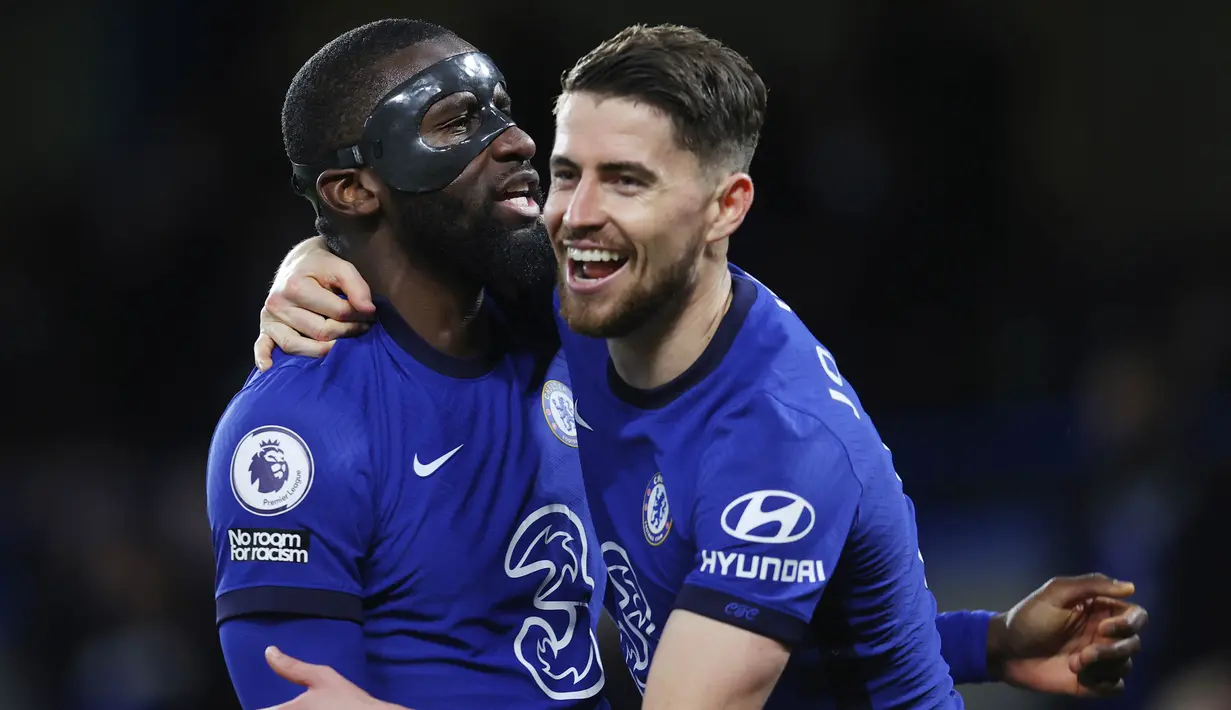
[935,610,998,685]
[220,616,367,709]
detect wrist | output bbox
[986,612,1009,681]
[284,235,330,265]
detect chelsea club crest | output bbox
[642,473,673,546]
[541,380,578,448]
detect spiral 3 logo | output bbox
[505,504,605,700]
[602,542,656,694]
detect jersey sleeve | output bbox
[221,617,366,709]
[936,609,996,684]
[207,364,374,625]
[675,395,862,646]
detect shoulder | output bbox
[219,325,405,428]
[716,339,864,453]
[215,353,366,440]
[713,374,891,494]
[704,390,856,480]
[694,391,868,539]
[713,271,892,483]
[207,352,374,516]
[730,271,876,425]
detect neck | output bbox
[608,261,732,390]
[352,236,488,359]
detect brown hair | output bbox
[558,24,767,174]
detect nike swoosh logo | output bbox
[574,400,593,431]
[413,444,464,477]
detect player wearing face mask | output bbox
[207,19,609,710]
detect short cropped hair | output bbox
[558,24,766,174]
[282,19,455,241]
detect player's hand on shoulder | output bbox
[255,236,377,370]
[989,572,1147,697]
[258,646,408,710]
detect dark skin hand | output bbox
[989,573,1148,697]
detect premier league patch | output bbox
[541,380,578,448]
[642,473,673,546]
[230,425,314,516]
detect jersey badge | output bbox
[642,473,673,546]
[541,379,579,447]
[230,425,314,516]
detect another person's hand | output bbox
[258,646,407,710]
[255,237,377,370]
[990,573,1148,696]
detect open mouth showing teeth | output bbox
[567,247,629,281]
[496,188,540,218]
[500,190,532,207]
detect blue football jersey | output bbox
[557,267,961,709]
[207,302,608,709]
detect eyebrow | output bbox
[430,93,476,115]
[549,155,659,184]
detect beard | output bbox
[391,185,557,308]
[557,227,704,339]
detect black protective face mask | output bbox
[291,52,514,211]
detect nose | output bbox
[489,125,536,163]
[563,175,606,230]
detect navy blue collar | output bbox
[607,275,758,409]
[376,296,506,379]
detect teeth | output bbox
[567,247,624,262]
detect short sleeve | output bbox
[675,396,862,646]
[207,364,374,625]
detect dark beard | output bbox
[558,238,700,339]
[392,188,557,308]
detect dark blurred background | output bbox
[4,0,1229,708]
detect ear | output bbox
[705,172,754,245]
[317,168,383,219]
